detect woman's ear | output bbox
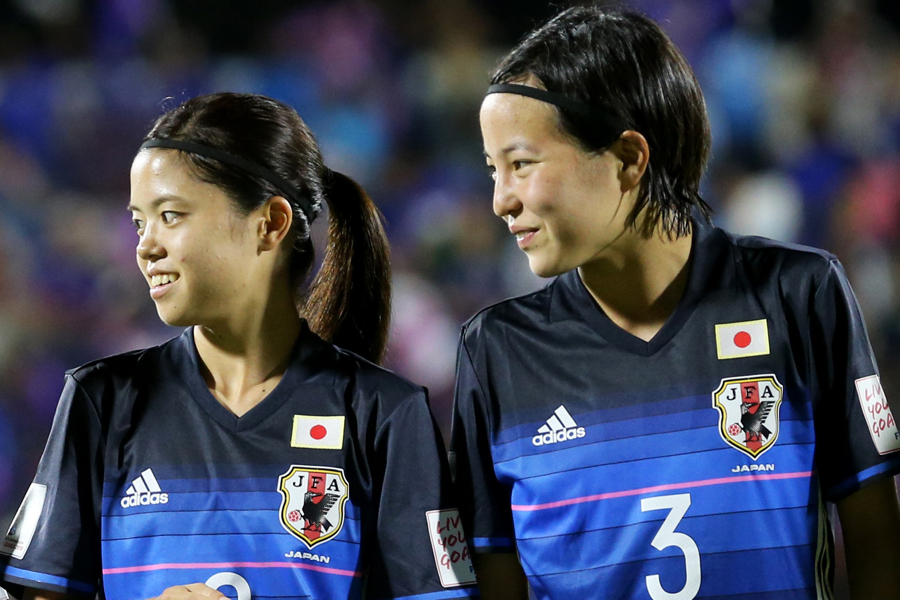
[616,130,650,193]
[258,196,294,252]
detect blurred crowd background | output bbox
[1,0,899,595]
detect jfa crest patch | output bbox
[712,374,783,459]
[278,466,349,548]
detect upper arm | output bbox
[836,476,900,598]
[809,260,900,499]
[0,375,103,596]
[23,588,78,600]
[366,389,478,597]
[452,331,529,597]
[450,334,517,552]
[471,553,528,600]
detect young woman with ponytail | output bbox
[0,93,477,600]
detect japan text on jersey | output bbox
[451,220,900,600]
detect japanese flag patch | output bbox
[715,319,769,360]
[855,375,900,455]
[291,415,345,450]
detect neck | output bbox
[578,223,693,342]
[193,276,302,417]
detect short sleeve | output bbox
[366,389,478,599]
[0,374,103,597]
[449,330,516,554]
[811,259,900,501]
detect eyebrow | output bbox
[483,141,540,159]
[126,195,185,213]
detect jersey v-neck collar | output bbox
[173,322,320,432]
[550,219,728,357]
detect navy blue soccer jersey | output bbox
[1,323,478,600]
[451,220,900,600]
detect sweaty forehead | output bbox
[480,93,565,154]
[131,148,191,181]
[480,91,559,122]
[129,149,219,210]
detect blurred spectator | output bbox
[720,170,804,242]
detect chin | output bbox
[527,256,567,279]
[155,305,195,328]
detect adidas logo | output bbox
[532,405,586,446]
[120,468,169,508]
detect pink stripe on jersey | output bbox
[102,561,361,578]
[511,470,814,512]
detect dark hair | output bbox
[142,93,391,364]
[492,6,712,237]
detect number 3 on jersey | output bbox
[640,493,701,600]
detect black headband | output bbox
[140,138,316,223]
[486,83,626,143]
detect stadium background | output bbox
[0,0,899,596]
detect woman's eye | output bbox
[161,211,178,224]
[486,165,497,180]
[512,160,531,170]
[132,219,144,234]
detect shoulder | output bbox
[41,335,184,431]
[461,280,557,352]
[64,335,181,396]
[302,331,428,420]
[720,228,841,290]
[338,346,424,401]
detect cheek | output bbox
[522,176,562,216]
[529,175,587,231]
[178,227,222,266]
[550,215,587,248]
[191,233,251,280]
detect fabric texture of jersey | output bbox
[1,323,478,600]
[451,220,900,600]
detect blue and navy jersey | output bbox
[451,220,900,600]
[1,323,478,600]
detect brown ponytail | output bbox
[304,170,392,365]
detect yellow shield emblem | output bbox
[278,465,349,548]
[712,374,783,459]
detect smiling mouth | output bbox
[150,273,180,288]
[515,230,538,247]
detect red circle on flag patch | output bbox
[733,331,752,348]
[310,425,328,440]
